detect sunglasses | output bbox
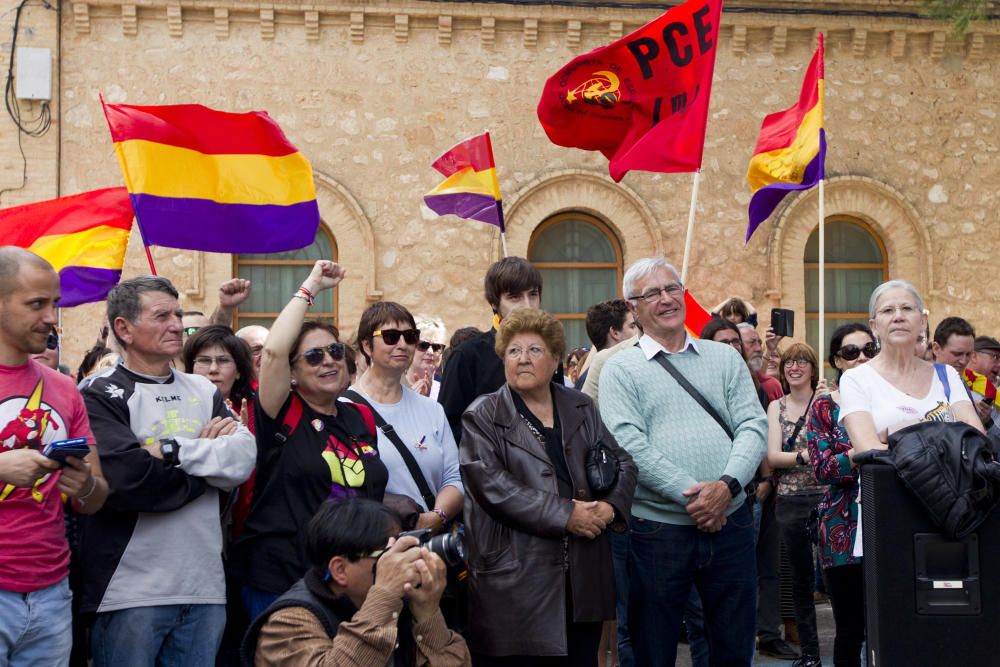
[417,341,445,353]
[183,326,200,337]
[373,328,420,346]
[837,342,879,361]
[294,342,347,366]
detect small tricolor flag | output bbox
[684,290,713,339]
[964,368,997,403]
[423,132,504,231]
[102,100,320,254]
[0,187,134,307]
[745,34,825,243]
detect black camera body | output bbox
[398,528,466,568]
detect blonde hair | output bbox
[414,314,447,344]
[494,309,566,362]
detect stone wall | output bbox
[1,0,997,367]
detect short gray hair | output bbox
[414,314,447,343]
[107,275,179,349]
[736,322,757,333]
[622,257,681,301]
[868,279,924,319]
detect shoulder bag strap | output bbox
[933,363,952,402]
[652,352,735,441]
[344,389,437,510]
[787,389,817,447]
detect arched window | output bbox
[233,225,338,330]
[805,218,887,368]
[528,212,623,351]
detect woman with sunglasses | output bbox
[405,314,448,399]
[766,342,825,667]
[348,303,463,535]
[803,324,875,667]
[234,260,388,620]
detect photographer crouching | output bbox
[242,498,471,666]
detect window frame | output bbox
[231,224,339,330]
[527,211,624,332]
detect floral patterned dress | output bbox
[806,394,860,569]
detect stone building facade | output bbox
[1,0,998,367]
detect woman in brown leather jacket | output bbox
[460,309,637,666]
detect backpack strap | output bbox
[274,392,304,445]
[350,402,378,440]
[934,363,952,403]
[344,389,437,511]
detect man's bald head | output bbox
[0,246,55,297]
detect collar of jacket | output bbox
[492,382,591,463]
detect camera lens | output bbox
[426,532,466,567]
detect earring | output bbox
[290,379,297,387]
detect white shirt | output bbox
[839,362,969,432]
[637,333,699,361]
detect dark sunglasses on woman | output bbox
[294,342,347,366]
[417,341,445,353]
[837,342,879,361]
[373,328,420,346]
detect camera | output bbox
[398,528,466,568]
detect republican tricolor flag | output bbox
[745,34,825,243]
[0,188,134,307]
[423,132,504,231]
[102,100,320,254]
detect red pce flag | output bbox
[537,0,722,182]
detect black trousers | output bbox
[472,620,602,667]
[775,493,823,658]
[824,563,866,667]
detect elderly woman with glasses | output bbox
[803,323,876,667]
[766,342,825,667]
[234,260,388,621]
[405,314,448,398]
[460,309,636,666]
[347,302,463,535]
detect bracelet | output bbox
[294,285,316,307]
[77,476,99,506]
[432,508,448,525]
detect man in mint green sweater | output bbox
[599,257,767,667]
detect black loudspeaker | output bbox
[862,465,1000,666]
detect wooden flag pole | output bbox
[818,178,826,356]
[680,169,701,284]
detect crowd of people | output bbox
[1,243,995,667]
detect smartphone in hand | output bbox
[43,438,91,465]
[770,308,794,338]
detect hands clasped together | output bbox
[683,480,733,533]
[565,499,615,539]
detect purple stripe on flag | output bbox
[129,194,320,253]
[423,192,503,230]
[58,266,122,307]
[745,131,826,243]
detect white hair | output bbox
[736,322,756,333]
[868,280,924,319]
[414,314,447,343]
[235,324,269,339]
[622,257,681,301]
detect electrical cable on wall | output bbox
[1,0,55,206]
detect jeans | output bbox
[0,578,73,667]
[754,493,782,644]
[825,564,865,667]
[91,603,226,667]
[684,589,709,667]
[608,529,633,667]
[775,494,823,658]
[628,503,757,667]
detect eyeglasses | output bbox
[715,336,743,350]
[194,355,235,368]
[505,344,547,360]
[183,326,200,337]
[875,304,918,318]
[293,342,347,366]
[977,350,1000,362]
[784,359,813,368]
[628,283,684,304]
[248,345,263,357]
[837,342,879,361]
[417,341,445,353]
[373,329,420,346]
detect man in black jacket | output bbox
[439,256,559,443]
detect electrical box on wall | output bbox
[15,47,52,101]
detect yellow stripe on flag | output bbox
[114,139,317,206]
[746,90,824,192]
[425,167,500,199]
[28,225,132,272]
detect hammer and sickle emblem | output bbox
[566,70,621,109]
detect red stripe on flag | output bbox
[684,289,714,339]
[751,35,824,156]
[0,187,133,246]
[102,102,299,156]
[431,132,496,177]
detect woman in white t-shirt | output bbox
[840,280,983,448]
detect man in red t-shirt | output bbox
[0,247,108,665]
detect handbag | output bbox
[585,439,620,498]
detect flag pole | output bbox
[133,216,158,275]
[818,178,825,357]
[500,230,509,258]
[680,169,701,284]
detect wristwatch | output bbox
[796,450,807,466]
[160,439,181,466]
[719,475,743,498]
